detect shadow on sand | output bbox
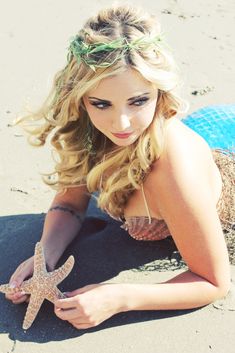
[0,199,196,343]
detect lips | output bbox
[112,132,133,139]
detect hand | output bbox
[5,256,34,304]
[5,255,55,305]
[54,283,125,329]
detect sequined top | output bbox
[106,149,234,241]
[120,183,225,241]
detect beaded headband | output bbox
[67,33,164,71]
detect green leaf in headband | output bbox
[68,33,165,69]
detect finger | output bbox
[8,279,21,290]
[9,266,26,282]
[6,291,25,301]
[54,307,81,321]
[54,297,78,309]
[11,291,29,303]
[12,295,29,304]
[65,288,87,297]
[9,266,32,287]
[9,278,23,289]
[5,293,16,300]
[10,293,29,304]
[70,321,94,330]
[10,270,31,287]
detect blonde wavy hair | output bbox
[16,3,188,219]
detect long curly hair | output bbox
[15,4,188,219]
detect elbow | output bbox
[201,272,231,303]
[216,282,231,299]
[204,267,231,302]
[212,280,231,301]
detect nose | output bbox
[111,113,131,132]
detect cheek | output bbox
[135,102,157,127]
[87,111,108,131]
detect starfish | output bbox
[0,242,75,330]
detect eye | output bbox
[90,97,149,110]
[90,102,110,110]
[131,97,149,106]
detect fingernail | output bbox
[62,292,69,297]
[9,282,17,289]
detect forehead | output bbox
[86,68,154,97]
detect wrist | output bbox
[113,283,132,313]
[45,258,57,272]
[41,243,61,271]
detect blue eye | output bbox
[90,97,149,110]
[90,102,110,110]
[132,97,149,106]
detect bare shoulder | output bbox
[146,117,230,285]
[159,116,214,171]
[147,116,216,209]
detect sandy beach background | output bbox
[1,0,235,216]
[0,0,234,352]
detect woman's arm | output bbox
[6,184,91,305]
[132,129,231,309]
[41,184,91,270]
[115,270,229,312]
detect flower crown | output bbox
[67,33,164,71]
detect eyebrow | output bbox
[88,92,151,103]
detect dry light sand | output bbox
[0,0,234,352]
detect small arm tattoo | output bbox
[48,205,83,222]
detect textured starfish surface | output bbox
[0,242,75,330]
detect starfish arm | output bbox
[0,284,17,295]
[0,278,34,295]
[33,242,47,275]
[50,256,75,285]
[22,291,45,330]
[45,287,66,303]
[20,278,34,294]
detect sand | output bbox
[0,0,234,352]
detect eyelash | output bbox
[90,97,149,110]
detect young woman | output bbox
[6,4,234,330]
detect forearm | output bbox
[118,270,230,312]
[41,203,85,269]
